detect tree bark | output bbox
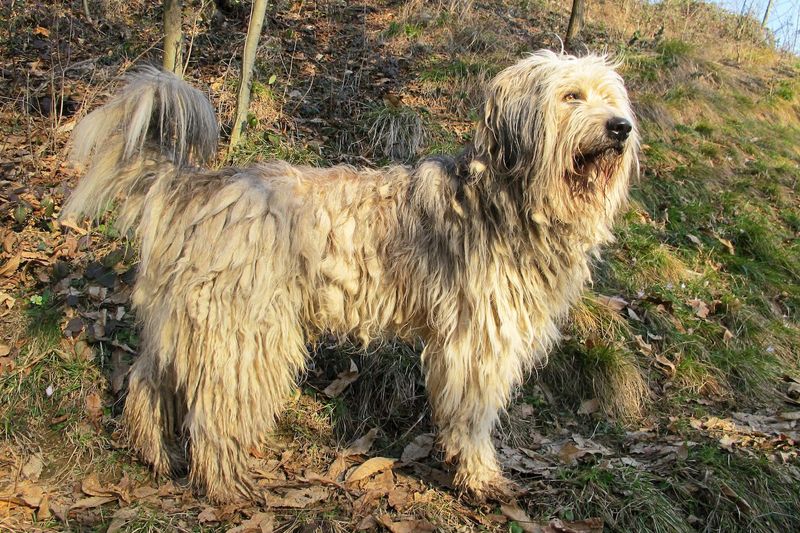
[565,0,585,46]
[163,0,183,76]
[229,0,269,151]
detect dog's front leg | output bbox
[423,339,520,502]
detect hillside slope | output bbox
[0,1,798,531]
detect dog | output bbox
[61,50,638,503]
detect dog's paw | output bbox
[459,474,523,505]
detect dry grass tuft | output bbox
[542,296,649,421]
[544,341,649,421]
[366,104,428,162]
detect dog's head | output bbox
[474,50,638,222]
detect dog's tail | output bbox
[61,66,218,231]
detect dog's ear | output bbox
[475,84,542,176]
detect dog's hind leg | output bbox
[181,287,308,503]
[124,351,185,477]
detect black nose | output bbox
[606,117,632,142]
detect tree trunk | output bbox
[565,0,585,46]
[163,0,183,76]
[229,0,269,151]
[761,0,773,28]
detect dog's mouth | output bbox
[573,142,624,175]
[567,142,625,197]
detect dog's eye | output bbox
[564,92,582,102]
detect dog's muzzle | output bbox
[606,117,632,143]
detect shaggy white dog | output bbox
[62,50,638,502]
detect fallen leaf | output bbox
[686,234,703,247]
[107,507,138,533]
[2,233,15,253]
[353,489,382,516]
[198,506,219,523]
[500,504,538,533]
[595,294,628,312]
[0,291,14,317]
[376,514,436,533]
[346,457,396,483]
[85,392,103,423]
[60,219,89,236]
[63,317,84,338]
[326,455,349,480]
[626,306,642,321]
[498,445,551,475]
[633,335,652,355]
[22,454,44,482]
[655,354,676,378]
[132,486,158,500]
[722,327,734,343]
[21,485,43,508]
[577,398,600,416]
[69,495,116,511]
[323,359,359,397]
[33,26,50,37]
[555,436,613,464]
[620,456,643,467]
[688,299,710,319]
[0,253,21,277]
[49,502,69,522]
[401,433,435,462]
[0,344,9,357]
[387,486,413,511]
[550,517,604,532]
[37,493,51,520]
[343,427,379,456]
[226,511,275,533]
[362,468,395,495]
[263,486,329,508]
[0,356,14,374]
[356,515,380,530]
[110,349,130,395]
[714,235,735,255]
[81,474,112,497]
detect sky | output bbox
[710,0,799,51]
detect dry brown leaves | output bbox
[263,486,330,509]
[688,298,710,319]
[400,433,434,463]
[346,457,397,484]
[552,435,613,465]
[226,511,275,533]
[376,513,436,532]
[323,358,359,397]
[595,293,628,312]
[692,414,799,459]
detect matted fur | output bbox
[62,52,638,502]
